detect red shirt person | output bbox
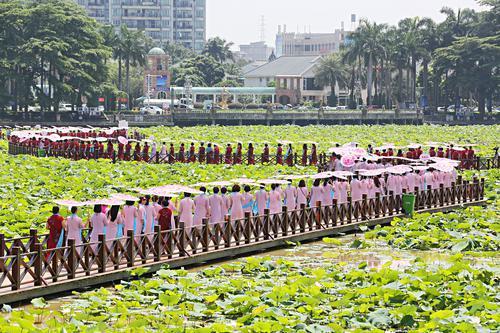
[46,207,64,253]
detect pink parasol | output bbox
[340,155,356,168]
[118,136,128,145]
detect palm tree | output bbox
[348,20,387,105]
[315,54,349,106]
[120,26,149,109]
[203,37,234,63]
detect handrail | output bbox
[7,142,499,170]
[0,177,485,296]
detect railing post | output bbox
[439,184,445,206]
[263,209,270,240]
[347,196,353,224]
[374,193,381,218]
[480,178,485,200]
[29,229,38,253]
[426,186,432,208]
[473,177,480,201]
[332,199,339,224]
[244,212,251,244]
[34,243,42,287]
[361,194,368,221]
[315,202,322,230]
[156,151,160,164]
[12,246,20,290]
[299,204,306,233]
[127,229,135,267]
[0,233,4,272]
[414,187,420,209]
[224,218,232,248]
[202,219,210,252]
[475,157,480,170]
[68,239,76,279]
[179,222,186,257]
[98,234,106,273]
[154,225,162,261]
[281,206,288,236]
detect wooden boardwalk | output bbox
[0,177,486,304]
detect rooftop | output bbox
[148,47,166,56]
[244,56,321,78]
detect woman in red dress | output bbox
[179,143,185,163]
[189,143,196,163]
[225,144,233,164]
[286,144,294,166]
[169,143,175,163]
[262,144,270,163]
[118,142,124,160]
[276,144,283,165]
[142,143,150,162]
[248,143,255,165]
[198,143,206,163]
[214,144,220,164]
[125,142,132,161]
[156,199,173,241]
[134,142,142,161]
[46,206,64,257]
[311,143,318,165]
[301,144,308,166]
[235,143,242,164]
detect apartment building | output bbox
[76,0,206,51]
[275,27,347,57]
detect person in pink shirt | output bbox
[296,180,309,207]
[350,175,363,202]
[268,184,283,215]
[360,177,370,198]
[136,198,146,239]
[405,172,416,193]
[284,181,298,210]
[152,195,163,217]
[365,177,375,199]
[386,173,398,195]
[309,179,323,207]
[229,185,245,221]
[321,180,333,207]
[220,187,230,218]
[242,185,254,214]
[333,179,348,204]
[106,205,123,245]
[64,206,86,247]
[443,172,452,188]
[432,170,442,189]
[89,204,108,252]
[122,200,138,236]
[143,196,156,239]
[255,186,268,216]
[209,187,224,223]
[178,193,195,229]
[423,169,436,191]
[193,187,210,228]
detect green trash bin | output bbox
[402,194,416,217]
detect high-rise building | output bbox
[76,0,206,52]
[239,41,274,62]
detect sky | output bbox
[206,0,485,48]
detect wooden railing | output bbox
[0,177,485,296]
[7,142,499,170]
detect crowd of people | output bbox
[46,155,460,253]
[7,127,478,169]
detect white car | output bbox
[140,106,163,115]
[59,103,72,112]
[336,106,348,110]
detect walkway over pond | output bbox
[0,177,485,304]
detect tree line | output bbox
[0,0,239,114]
[315,0,499,114]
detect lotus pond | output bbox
[1,125,499,237]
[0,125,498,332]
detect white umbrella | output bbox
[54,200,87,207]
[231,178,255,184]
[258,179,290,185]
[111,193,140,201]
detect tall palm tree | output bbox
[120,26,149,109]
[315,54,349,106]
[349,20,387,105]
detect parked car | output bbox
[59,103,72,112]
[336,106,348,110]
[140,106,163,115]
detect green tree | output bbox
[203,37,234,63]
[173,55,225,87]
[315,54,349,107]
[162,41,194,64]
